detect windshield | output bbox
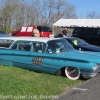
[46,39,75,54]
[68,38,87,46]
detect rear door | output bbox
[27,42,55,74]
[11,41,32,69]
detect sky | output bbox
[66,0,100,18]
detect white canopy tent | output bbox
[53,19,100,27]
[52,19,100,34]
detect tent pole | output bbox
[52,25,54,35]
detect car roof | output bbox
[0,37,61,42]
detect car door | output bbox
[11,41,32,69]
[27,42,48,72]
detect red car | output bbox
[11,26,52,37]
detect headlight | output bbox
[93,65,98,71]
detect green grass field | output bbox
[0,65,84,100]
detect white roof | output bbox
[0,37,60,43]
[53,19,100,28]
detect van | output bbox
[11,26,52,37]
[72,27,100,46]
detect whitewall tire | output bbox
[65,66,80,80]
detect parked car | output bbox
[72,27,100,46]
[11,26,52,37]
[0,31,11,37]
[64,37,100,52]
[0,37,100,80]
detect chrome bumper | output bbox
[82,73,97,79]
[81,70,100,79]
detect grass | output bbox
[0,65,84,100]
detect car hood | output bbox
[78,44,100,51]
[61,51,100,63]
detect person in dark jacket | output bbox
[61,27,68,37]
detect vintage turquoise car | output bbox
[0,37,100,80]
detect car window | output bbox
[33,42,46,53]
[0,39,14,48]
[74,28,85,33]
[69,38,87,46]
[37,26,42,31]
[21,27,27,32]
[84,28,95,33]
[97,29,100,35]
[46,42,54,54]
[47,39,75,54]
[12,41,31,51]
[73,40,78,45]
[42,26,51,32]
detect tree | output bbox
[0,0,77,33]
[86,11,100,19]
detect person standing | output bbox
[61,27,68,37]
[33,26,40,37]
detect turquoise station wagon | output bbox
[0,37,100,80]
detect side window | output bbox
[84,28,95,36]
[12,41,31,51]
[74,28,85,33]
[21,27,27,32]
[48,41,66,54]
[84,28,94,33]
[12,44,17,49]
[46,42,54,54]
[33,42,46,53]
[54,42,65,53]
[73,40,78,45]
[27,27,33,32]
[0,39,13,48]
[42,27,50,32]
[37,26,42,32]
[97,29,100,35]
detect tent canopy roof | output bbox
[53,19,100,28]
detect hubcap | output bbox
[68,67,79,77]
